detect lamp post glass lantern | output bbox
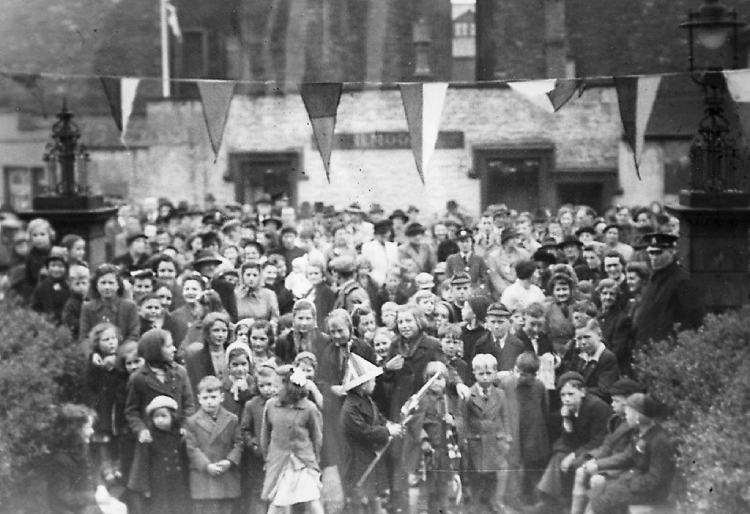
[680,0,748,196]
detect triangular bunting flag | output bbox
[5,72,47,117]
[121,78,140,143]
[399,82,449,184]
[508,79,557,113]
[300,83,343,183]
[723,69,750,103]
[547,79,585,112]
[197,80,236,160]
[100,77,123,132]
[614,75,661,178]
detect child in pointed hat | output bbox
[340,353,401,514]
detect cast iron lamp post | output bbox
[42,99,90,199]
[17,102,117,265]
[667,0,750,311]
[680,0,747,194]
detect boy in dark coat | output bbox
[532,372,613,513]
[340,353,401,514]
[570,378,642,514]
[498,352,550,509]
[589,393,675,514]
[30,254,70,324]
[61,260,90,340]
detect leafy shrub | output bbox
[634,307,750,514]
[0,302,89,510]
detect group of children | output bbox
[74,295,551,514]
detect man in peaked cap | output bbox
[633,232,704,347]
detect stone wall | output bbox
[82,85,627,219]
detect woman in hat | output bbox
[486,227,530,297]
[588,393,674,514]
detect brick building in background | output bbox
[1,0,750,217]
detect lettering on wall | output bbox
[320,131,465,150]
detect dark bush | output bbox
[0,302,89,511]
[634,307,750,514]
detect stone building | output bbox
[1,0,749,218]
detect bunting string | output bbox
[2,67,747,183]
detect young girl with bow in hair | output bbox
[261,365,324,514]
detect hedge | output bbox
[634,307,750,514]
[0,302,89,511]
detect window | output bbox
[180,30,208,78]
[3,167,45,212]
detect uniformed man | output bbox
[633,232,704,347]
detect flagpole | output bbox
[160,0,170,98]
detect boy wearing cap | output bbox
[531,372,612,513]
[445,227,491,294]
[570,378,642,514]
[473,303,525,372]
[447,272,472,322]
[340,354,402,514]
[633,232,704,347]
[588,393,674,514]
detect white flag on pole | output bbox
[166,0,182,41]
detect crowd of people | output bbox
[0,193,705,514]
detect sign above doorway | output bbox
[325,131,464,150]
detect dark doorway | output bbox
[475,146,553,212]
[229,153,301,205]
[485,158,540,212]
[557,182,603,213]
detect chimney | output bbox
[544,0,569,78]
[475,0,496,80]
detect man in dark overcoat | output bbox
[633,233,704,347]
